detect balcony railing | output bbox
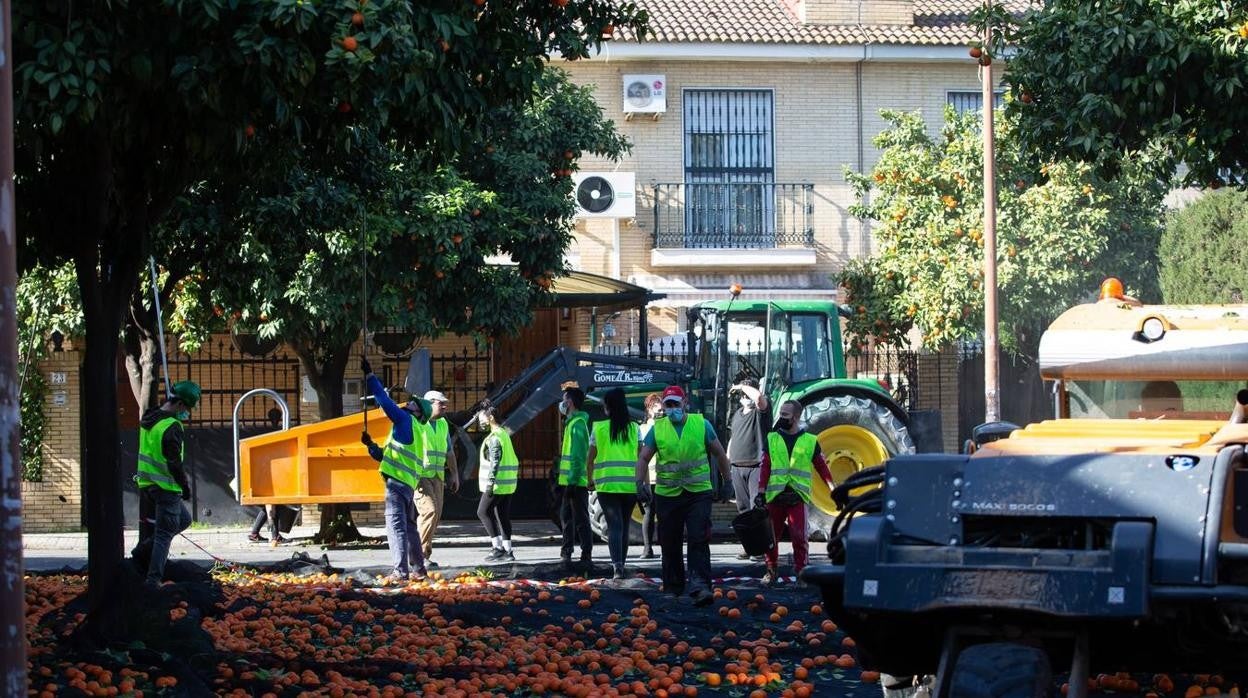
[653,182,814,249]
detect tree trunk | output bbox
[78,246,140,615]
[293,342,364,544]
[123,315,162,411]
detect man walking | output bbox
[131,381,200,587]
[726,378,769,561]
[756,400,835,585]
[636,386,731,606]
[558,387,593,570]
[361,358,430,581]
[417,390,460,568]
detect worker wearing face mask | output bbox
[726,377,770,561]
[475,399,518,562]
[636,386,731,606]
[755,399,835,585]
[557,387,593,571]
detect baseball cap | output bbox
[661,386,686,404]
[423,390,449,403]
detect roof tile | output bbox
[613,0,1030,46]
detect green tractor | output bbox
[459,296,917,541]
[679,299,915,532]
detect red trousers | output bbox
[764,499,808,572]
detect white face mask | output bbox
[558,401,569,416]
[739,397,753,409]
[478,414,491,430]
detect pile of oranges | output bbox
[21,570,1245,697]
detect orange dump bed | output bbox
[976,418,1237,456]
[239,411,398,505]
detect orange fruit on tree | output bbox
[341,36,358,51]
[351,12,364,26]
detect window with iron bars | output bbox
[947,90,1005,115]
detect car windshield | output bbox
[696,311,767,384]
[1067,379,1246,420]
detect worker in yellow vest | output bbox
[755,399,835,585]
[416,390,461,567]
[636,385,731,606]
[131,381,200,587]
[476,400,519,562]
[361,358,431,581]
[638,393,664,559]
[557,387,593,570]
[587,387,639,580]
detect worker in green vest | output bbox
[636,385,731,606]
[416,389,460,568]
[557,387,593,571]
[755,399,835,584]
[130,380,200,587]
[476,399,519,561]
[587,387,639,580]
[361,358,431,581]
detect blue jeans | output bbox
[598,492,636,567]
[384,476,425,575]
[133,487,191,585]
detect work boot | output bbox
[560,556,574,571]
[689,588,713,607]
[247,532,267,543]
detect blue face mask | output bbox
[665,407,685,421]
[175,410,190,422]
[558,401,569,416]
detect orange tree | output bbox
[840,107,1164,355]
[979,0,1248,187]
[14,0,646,612]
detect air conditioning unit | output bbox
[622,74,666,115]
[573,172,636,219]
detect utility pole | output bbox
[0,1,27,694]
[981,6,1001,424]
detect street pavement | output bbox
[22,519,793,580]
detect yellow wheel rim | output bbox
[810,424,890,515]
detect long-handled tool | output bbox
[148,257,173,401]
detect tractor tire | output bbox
[946,643,1051,698]
[803,393,915,541]
[588,491,645,544]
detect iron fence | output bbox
[653,182,814,249]
[379,346,493,412]
[162,337,303,428]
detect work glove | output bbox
[181,486,192,502]
[635,484,651,506]
[361,432,375,447]
[754,493,767,509]
[361,357,373,376]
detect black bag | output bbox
[731,506,775,556]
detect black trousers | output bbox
[477,492,513,539]
[598,492,637,566]
[655,489,714,596]
[559,485,593,560]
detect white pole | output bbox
[981,11,1001,424]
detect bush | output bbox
[1159,189,1248,304]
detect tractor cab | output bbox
[686,299,845,431]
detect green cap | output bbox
[172,381,201,409]
[405,397,433,423]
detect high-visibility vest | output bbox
[136,417,184,493]
[558,411,589,486]
[591,421,638,494]
[422,418,450,480]
[379,413,424,489]
[480,427,519,495]
[765,431,818,504]
[652,415,712,497]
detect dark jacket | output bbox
[140,407,190,494]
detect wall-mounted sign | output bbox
[51,391,68,407]
[48,372,67,385]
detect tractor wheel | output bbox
[803,393,915,540]
[588,491,645,544]
[945,643,1051,698]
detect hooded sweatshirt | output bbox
[139,407,190,493]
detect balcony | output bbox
[650,182,815,267]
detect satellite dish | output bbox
[577,176,615,214]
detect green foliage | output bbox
[837,258,913,356]
[1158,190,1248,304]
[16,265,83,481]
[981,0,1248,186]
[842,107,1164,354]
[199,70,629,411]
